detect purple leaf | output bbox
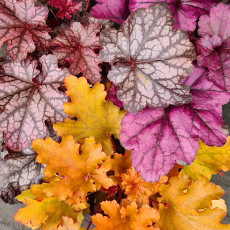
[0,54,69,151]
[90,0,130,25]
[0,148,44,204]
[129,0,219,32]
[196,3,230,91]
[100,3,195,113]
[120,65,230,182]
[108,85,124,108]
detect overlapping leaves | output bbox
[90,0,130,24]
[0,54,69,151]
[32,135,114,202]
[129,0,219,32]
[51,22,102,83]
[196,3,230,91]
[100,3,196,113]
[120,65,230,182]
[0,0,51,62]
[54,76,126,155]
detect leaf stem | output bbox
[85,0,91,11]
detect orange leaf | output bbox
[121,167,167,207]
[32,135,114,201]
[53,76,126,155]
[54,216,85,230]
[111,151,132,176]
[92,199,160,230]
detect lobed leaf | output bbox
[0,148,44,204]
[32,135,114,201]
[0,0,51,62]
[120,65,230,182]
[180,137,230,184]
[51,22,102,83]
[156,175,230,229]
[100,3,196,113]
[14,197,82,230]
[129,0,219,32]
[53,76,126,155]
[90,0,130,25]
[196,3,230,91]
[0,54,69,151]
[92,199,160,230]
[48,0,82,19]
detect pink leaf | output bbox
[197,3,230,91]
[129,0,219,31]
[0,0,51,62]
[90,0,130,25]
[120,65,230,182]
[100,3,196,113]
[51,22,103,83]
[0,55,70,151]
[48,0,82,19]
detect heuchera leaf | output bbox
[0,0,51,62]
[155,175,230,229]
[0,54,69,151]
[120,65,230,182]
[0,148,44,204]
[54,216,85,230]
[121,167,168,207]
[51,22,102,83]
[90,0,130,25]
[48,0,82,19]
[99,3,196,113]
[14,196,82,230]
[53,76,126,155]
[108,85,124,108]
[32,135,114,202]
[92,200,160,230]
[196,3,230,91]
[180,137,230,184]
[129,0,219,31]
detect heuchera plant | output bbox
[0,0,230,229]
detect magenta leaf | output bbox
[100,3,196,113]
[120,65,230,182]
[48,0,82,19]
[0,147,44,204]
[90,0,130,25]
[0,54,70,151]
[129,0,219,32]
[0,0,51,62]
[108,85,124,108]
[197,3,230,91]
[51,22,102,83]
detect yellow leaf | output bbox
[92,199,160,230]
[32,135,114,202]
[180,137,230,183]
[53,76,126,155]
[121,166,167,207]
[155,175,230,230]
[14,197,82,230]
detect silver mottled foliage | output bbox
[100,3,196,113]
[0,54,70,151]
[0,148,44,204]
